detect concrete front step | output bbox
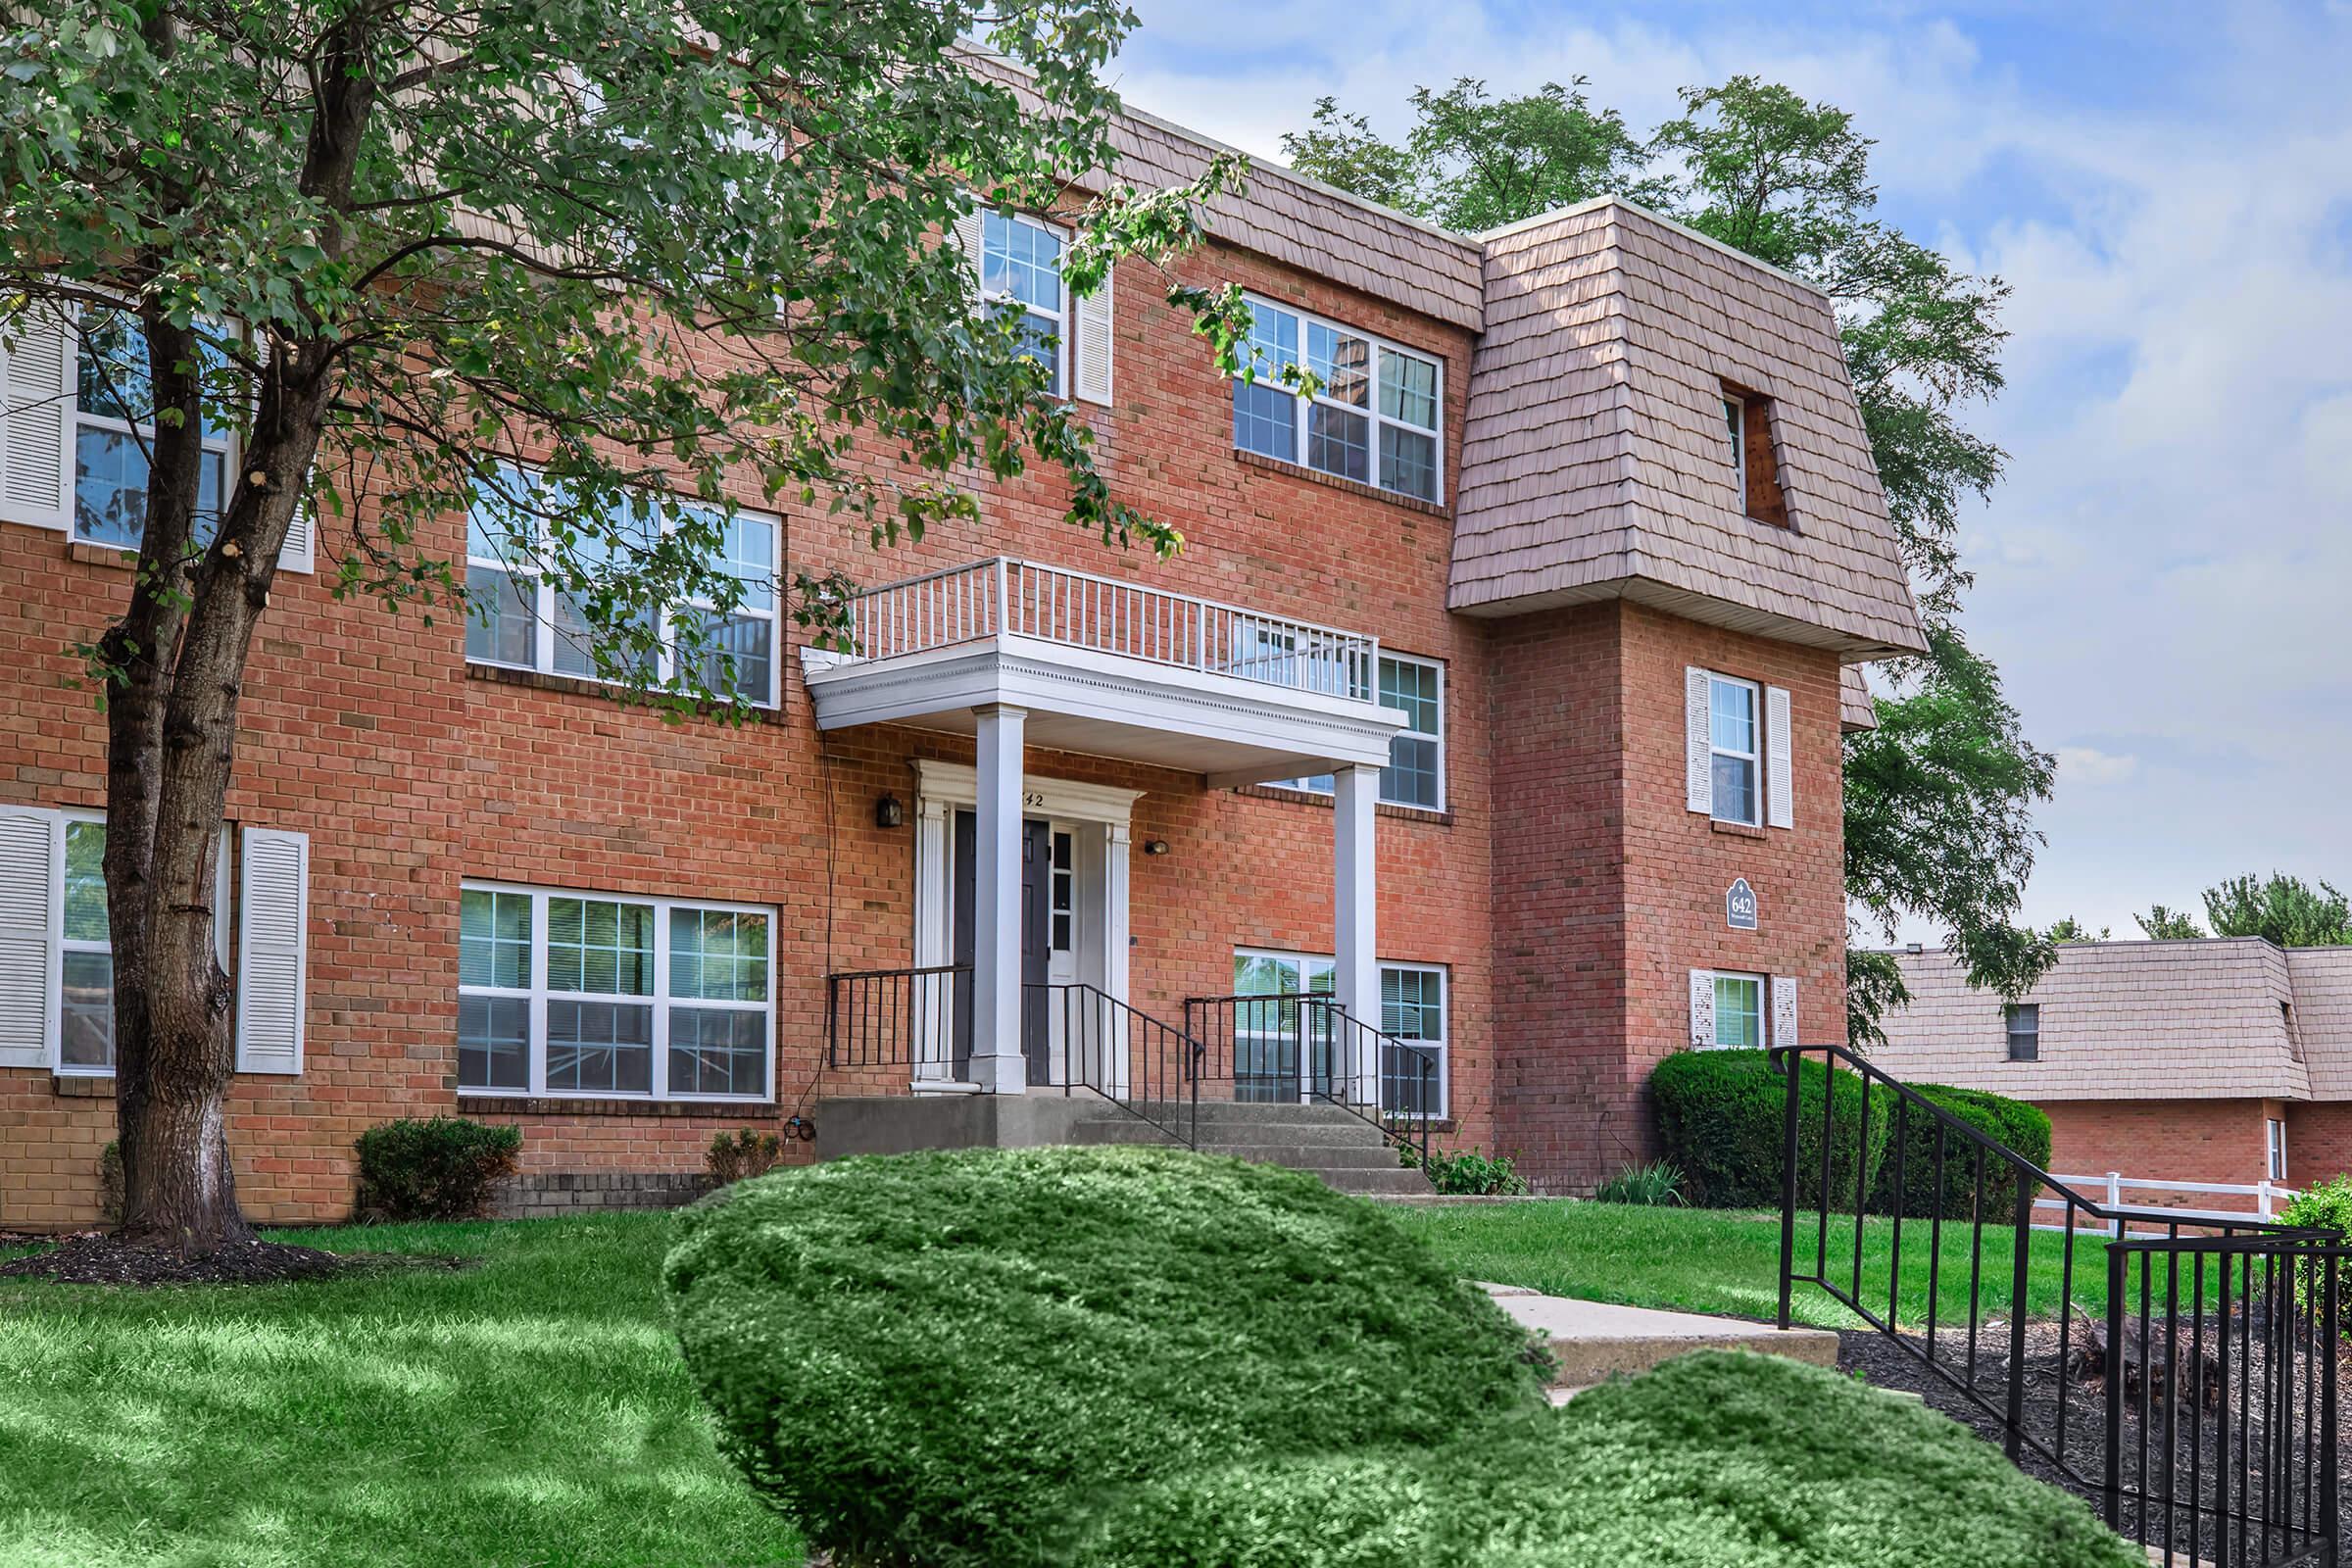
[1312,1164,1439,1196]
[1074,1117,1393,1150]
[1482,1284,1842,1388]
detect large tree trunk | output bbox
[104,8,373,1254]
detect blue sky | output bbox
[1109,0,2352,942]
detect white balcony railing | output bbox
[837,557,1379,701]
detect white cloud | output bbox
[2056,748,2138,787]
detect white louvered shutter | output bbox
[950,208,985,307]
[0,808,60,1068]
[2,304,75,531]
[1688,969,1714,1050]
[1765,685,1793,829]
[279,464,316,574]
[1685,667,1712,814]
[1073,265,1113,406]
[235,827,309,1074]
[1771,976,1799,1051]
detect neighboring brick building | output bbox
[0,85,1922,1222]
[1874,939,2352,1201]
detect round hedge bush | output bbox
[1871,1084,2051,1221]
[662,1145,1548,1567]
[1650,1050,1894,1210]
[1071,1350,2141,1568]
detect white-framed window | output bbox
[2269,1118,2288,1183]
[0,808,293,1078]
[73,307,232,548]
[1280,652,1446,811]
[980,210,1065,397]
[1709,971,1765,1050]
[2005,1003,2040,1062]
[457,880,774,1102]
[1230,295,1444,504]
[1230,948,1448,1118]
[1723,393,1746,492]
[1707,673,1761,826]
[462,467,781,708]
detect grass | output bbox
[0,1214,794,1568]
[1399,1198,2128,1331]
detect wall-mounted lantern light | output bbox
[875,795,906,829]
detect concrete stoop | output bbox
[1071,1101,1431,1197]
[1480,1283,1842,1400]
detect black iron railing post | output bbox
[1776,1043,1801,1331]
[2105,1242,2126,1531]
[2005,1165,2032,1461]
[2323,1252,2339,1568]
[825,973,839,1068]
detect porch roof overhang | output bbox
[800,633,1402,787]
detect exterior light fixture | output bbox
[1143,839,1170,857]
[875,795,906,829]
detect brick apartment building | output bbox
[1875,939,2352,1201]
[0,86,1923,1223]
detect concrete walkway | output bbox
[1480,1283,1841,1402]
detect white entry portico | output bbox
[802,556,1402,1098]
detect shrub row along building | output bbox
[0,83,1922,1222]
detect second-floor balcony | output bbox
[799,557,1402,784]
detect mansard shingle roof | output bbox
[1448,200,1926,658]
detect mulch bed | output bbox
[1841,1317,2351,1561]
[0,1231,472,1287]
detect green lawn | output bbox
[1399,1199,2124,1331]
[0,1214,793,1568]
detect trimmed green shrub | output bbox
[704,1127,784,1185]
[1068,1350,2140,1567]
[1402,1145,1530,1196]
[663,1145,1547,1566]
[1870,1084,2052,1221]
[2281,1173,2352,1241]
[1592,1158,1686,1206]
[353,1115,521,1221]
[1651,1050,1894,1210]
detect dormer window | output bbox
[1719,380,1788,529]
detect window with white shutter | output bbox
[1684,667,1712,814]
[235,826,310,1074]
[1073,266,1113,407]
[0,808,60,1068]
[1765,685,1793,828]
[1,305,75,531]
[1688,968,1715,1049]
[1771,975,1799,1050]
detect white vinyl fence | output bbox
[2034,1171,2301,1237]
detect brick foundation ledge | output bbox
[491,1170,717,1219]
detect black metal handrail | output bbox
[1027,981,1204,1151]
[826,964,970,1076]
[1775,1041,2334,1565]
[1181,993,1440,1170]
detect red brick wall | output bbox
[0,233,1509,1226]
[1487,599,1846,1192]
[0,228,1861,1222]
[2034,1099,2275,1214]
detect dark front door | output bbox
[951,810,1054,1085]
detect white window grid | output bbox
[1231,947,1449,1118]
[1708,672,1762,827]
[980,210,1067,397]
[462,469,782,709]
[72,308,236,548]
[1230,293,1445,504]
[457,879,775,1102]
[1275,652,1447,812]
[1711,971,1765,1050]
[2270,1118,2288,1182]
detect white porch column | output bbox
[1103,821,1133,1097]
[972,704,1028,1093]
[910,797,952,1083]
[1333,762,1380,1106]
